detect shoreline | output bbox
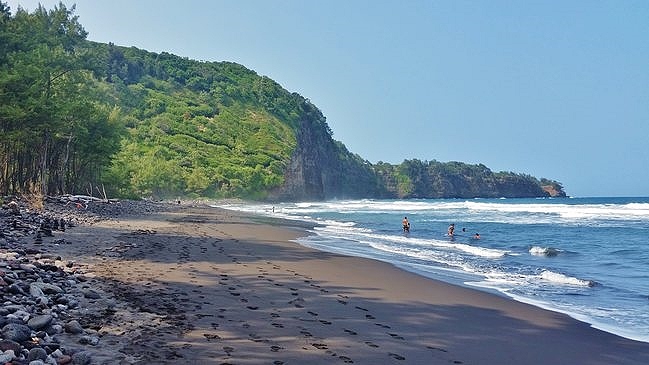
[232,202,649,343]
[6,201,649,364]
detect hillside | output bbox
[0,3,565,201]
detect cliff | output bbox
[270,102,565,201]
[270,101,379,201]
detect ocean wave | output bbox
[529,246,561,257]
[219,199,649,227]
[314,225,508,259]
[538,270,596,287]
[464,201,649,222]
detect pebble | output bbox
[1,197,171,364]
[28,314,53,330]
[0,350,16,363]
[64,320,84,335]
[71,350,92,365]
[27,346,48,361]
[2,323,32,342]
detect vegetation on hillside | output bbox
[0,2,565,200]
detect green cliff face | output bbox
[0,3,565,200]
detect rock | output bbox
[31,282,63,294]
[8,283,26,295]
[0,339,21,355]
[2,323,32,342]
[0,350,16,363]
[27,347,48,361]
[64,320,83,334]
[71,351,92,365]
[57,354,72,364]
[82,289,101,299]
[78,335,99,346]
[27,314,53,330]
[29,283,46,297]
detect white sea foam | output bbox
[538,270,595,287]
[314,224,508,259]
[464,201,649,222]
[219,199,649,222]
[529,246,560,257]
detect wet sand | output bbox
[37,203,649,364]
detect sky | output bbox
[6,0,649,197]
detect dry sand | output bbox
[35,203,649,364]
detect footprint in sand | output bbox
[388,333,405,340]
[339,355,354,363]
[427,346,448,353]
[203,333,221,341]
[389,353,406,361]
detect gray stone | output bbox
[29,283,45,297]
[27,347,48,361]
[32,282,63,294]
[28,314,53,330]
[82,289,101,299]
[8,283,26,295]
[71,351,92,365]
[1,323,32,342]
[78,335,99,346]
[64,320,83,334]
[0,350,15,364]
[0,339,21,355]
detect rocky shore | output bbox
[0,196,174,365]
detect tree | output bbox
[0,2,123,196]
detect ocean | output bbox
[216,197,649,343]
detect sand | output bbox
[35,203,649,364]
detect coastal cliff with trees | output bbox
[0,3,566,201]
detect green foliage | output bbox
[371,159,552,199]
[0,2,125,196]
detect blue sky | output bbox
[7,0,649,197]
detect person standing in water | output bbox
[447,223,455,237]
[402,217,410,233]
